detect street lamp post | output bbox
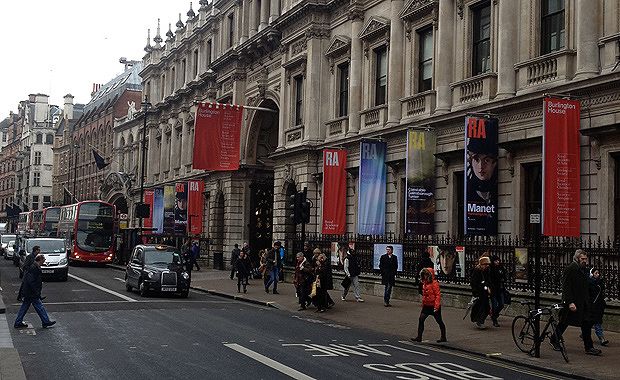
[139,96,151,229]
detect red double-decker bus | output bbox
[58,201,116,263]
[31,207,61,237]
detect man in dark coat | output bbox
[230,243,241,279]
[470,256,491,328]
[379,246,398,307]
[552,249,601,355]
[14,254,56,328]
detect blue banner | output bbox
[153,188,164,234]
[357,140,386,235]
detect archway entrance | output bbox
[213,192,225,269]
[246,99,279,255]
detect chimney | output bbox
[63,94,74,120]
[91,83,102,97]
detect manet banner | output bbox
[174,182,188,235]
[405,129,436,235]
[192,102,243,171]
[322,148,347,235]
[357,140,386,235]
[542,98,581,237]
[464,116,498,236]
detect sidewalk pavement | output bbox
[186,268,619,380]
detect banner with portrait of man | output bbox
[174,182,188,235]
[464,115,498,236]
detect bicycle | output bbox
[511,300,569,363]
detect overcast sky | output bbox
[0,1,193,115]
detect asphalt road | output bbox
[0,259,564,380]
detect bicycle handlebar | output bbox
[528,303,566,318]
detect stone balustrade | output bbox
[515,49,576,94]
[360,105,387,130]
[401,90,436,120]
[450,73,497,110]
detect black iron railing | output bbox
[291,234,620,301]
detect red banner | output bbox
[322,149,347,234]
[143,190,154,235]
[188,180,204,235]
[192,102,243,171]
[543,98,581,237]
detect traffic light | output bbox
[300,196,310,224]
[289,192,303,224]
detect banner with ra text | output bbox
[543,98,581,237]
[143,190,154,235]
[174,182,188,235]
[357,140,386,235]
[188,180,204,235]
[322,148,347,234]
[405,129,436,235]
[464,115,498,236]
[192,102,243,171]
[152,188,164,234]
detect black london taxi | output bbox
[125,244,190,297]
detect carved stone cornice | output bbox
[400,0,438,21]
[348,8,364,22]
[324,35,351,58]
[358,16,390,42]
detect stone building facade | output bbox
[131,0,620,261]
[53,62,143,208]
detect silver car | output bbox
[19,238,69,281]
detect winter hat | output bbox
[479,256,491,265]
[589,267,599,277]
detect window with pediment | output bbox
[401,0,438,95]
[324,35,351,119]
[358,16,390,109]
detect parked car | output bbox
[125,244,190,297]
[1,234,16,259]
[18,238,69,281]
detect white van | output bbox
[19,238,69,281]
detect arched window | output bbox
[45,134,54,144]
[36,133,43,144]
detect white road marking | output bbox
[225,343,316,380]
[68,274,138,302]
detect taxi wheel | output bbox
[180,290,189,298]
[125,283,132,292]
[139,281,148,297]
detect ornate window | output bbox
[34,151,41,165]
[472,1,491,76]
[36,133,43,144]
[418,27,433,92]
[541,0,565,54]
[294,75,304,126]
[46,133,54,144]
[338,63,349,117]
[374,47,387,106]
[33,172,41,187]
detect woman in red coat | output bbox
[412,268,447,342]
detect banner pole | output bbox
[193,100,278,113]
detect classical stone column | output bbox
[387,0,404,125]
[259,0,269,31]
[496,0,518,98]
[347,9,364,136]
[575,0,600,79]
[240,0,249,43]
[305,37,321,142]
[277,50,288,150]
[249,0,258,37]
[435,0,455,113]
[269,0,280,23]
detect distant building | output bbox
[52,61,143,209]
[51,95,84,205]
[13,94,60,212]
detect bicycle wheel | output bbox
[550,320,569,363]
[512,316,535,353]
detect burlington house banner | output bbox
[357,140,386,235]
[542,97,581,237]
[464,115,498,236]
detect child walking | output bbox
[412,268,447,343]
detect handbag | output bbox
[341,276,352,289]
[310,280,318,298]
